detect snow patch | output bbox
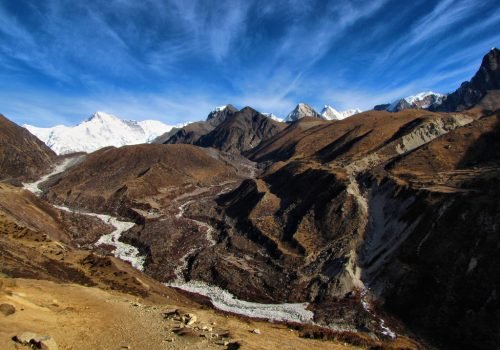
[360,290,396,339]
[22,158,76,195]
[54,205,144,270]
[262,113,284,122]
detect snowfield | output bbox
[24,111,175,155]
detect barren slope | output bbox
[0,114,56,182]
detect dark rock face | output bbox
[195,107,286,153]
[373,104,390,111]
[206,104,239,127]
[0,114,56,181]
[433,48,500,111]
[161,105,239,145]
[388,99,412,112]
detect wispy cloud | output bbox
[0,0,499,124]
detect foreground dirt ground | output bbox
[0,278,361,350]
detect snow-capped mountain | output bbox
[320,105,362,120]
[387,91,446,112]
[262,113,284,122]
[285,103,321,122]
[24,111,175,155]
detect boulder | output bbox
[12,332,58,350]
[0,303,15,316]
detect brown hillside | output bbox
[0,114,56,181]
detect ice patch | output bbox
[55,205,145,271]
[168,280,314,324]
[23,158,76,195]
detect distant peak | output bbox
[210,104,238,114]
[285,103,321,122]
[87,111,119,122]
[214,105,227,112]
[321,105,361,120]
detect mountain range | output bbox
[1,48,499,350]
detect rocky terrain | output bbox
[41,107,487,348]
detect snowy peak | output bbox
[320,105,362,120]
[206,104,238,127]
[262,113,284,122]
[320,106,340,120]
[24,112,174,155]
[285,103,322,122]
[387,91,446,112]
[86,111,120,122]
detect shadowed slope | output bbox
[0,114,56,181]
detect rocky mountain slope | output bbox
[0,114,56,182]
[42,144,244,216]
[25,112,174,155]
[0,182,366,350]
[160,105,239,145]
[195,107,286,153]
[433,48,499,112]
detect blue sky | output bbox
[0,0,499,126]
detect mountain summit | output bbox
[320,105,362,120]
[25,112,174,155]
[433,48,500,111]
[285,103,321,122]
